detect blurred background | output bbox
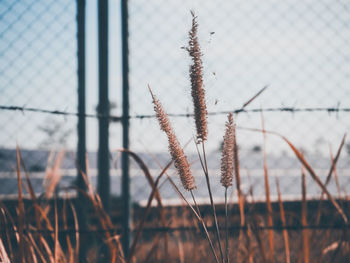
[1,0,350,205]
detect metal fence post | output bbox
[76,0,86,201]
[97,0,110,212]
[121,0,131,257]
[76,0,88,260]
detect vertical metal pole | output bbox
[121,0,131,257]
[97,0,110,212]
[77,0,86,196]
[76,0,88,260]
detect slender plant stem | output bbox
[225,188,229,263]
[168,175,218,262]
[201,140,209,174]
[190,190,203,219]
[201,141,224,263]
[191,190,220,263]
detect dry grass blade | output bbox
[251,219,268,263]
[260,112,274,263]
[231,114,245,263]
[330,147,341,198]
[143,234,162,263]
[167,175,220,263]
[241,85,268,109]
[14,208,54,262]
[239,126,349,223]
[18,149,38,201]
[63,199,74,263]
[18,150,43,234]
[68,201,79,263]
[324,134,346,186]
[233,123,245,228]
[27,233,47,263]
[315,136,346,225]
[282,136,348,223]
[54,197,59,263]
[301,167,310,263]
[247,164,268,263]
[118,148,169,260]
[245,224,255,263]
[127,160,172,263]
[16,145,25,263]
[26,198,66,260]
[0,239,10,263]
[0,207,14,262]
[45,151,65,199]
[38,236,55,263]
[25,235,38,263]
[194,140,224,263]
[177,239,185,263]
[166,176,200,220]
[276,178,290,263]
[119,148,164,212]
[75,187,123,262]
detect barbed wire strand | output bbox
[1,105,349,122]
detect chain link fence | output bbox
[127,0,350,205]
[0,0,78,196]
[0,1,350,260]
[1,0,350,204]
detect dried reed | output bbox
[16,146,25,263]
[301,166,310,263]
[276,178,290,263]
[260,112,274,263]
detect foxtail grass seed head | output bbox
[149,88,196,191]
[188,11,207,142]
[149,88,172,135]
[168,132,196,191]
[220,113,235,188]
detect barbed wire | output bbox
[1,105,349,122]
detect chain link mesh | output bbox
[0,0,349,203]
[128,0,350,204]
[0,0,77,195]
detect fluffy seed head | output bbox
[220,113,235,188]
[168,132,196,191]
[188,11,207,142]
[150,88,172,135]
[150,87,196,191]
